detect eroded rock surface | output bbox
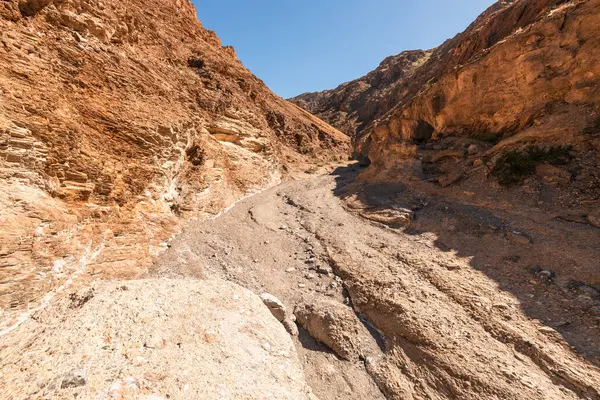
[0,0,348,329]
[295,297,381,361]
[0,279,315,399]
[152,166,600,399]
[291,0,600,213]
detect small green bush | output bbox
[492,145,573,185]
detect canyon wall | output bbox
[291,0,600,203]
[0,0,348,330]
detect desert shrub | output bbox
[187,56,205,69]
[492,145,573,185]
[186,144,205,166]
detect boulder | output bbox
[294,297,381,361]
[0,279,314,399]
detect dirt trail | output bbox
[152,164,600,400]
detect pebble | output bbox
[467,144,479,155]
[305,273,315,280]
[60,369,87,389]
[538,270,554,282]
[538,326,556,334]
[298,284,307,288]
[286,267,296,273]
[317,266,333,275]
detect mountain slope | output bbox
[292,49,431,139]
[291,0,600,180]
[0,0,348,329]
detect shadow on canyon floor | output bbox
[330,163,600,367]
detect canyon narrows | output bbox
[2,0,600,399]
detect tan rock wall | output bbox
[0,0,348,329]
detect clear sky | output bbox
[192,1,497,99]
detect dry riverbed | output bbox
[151,163,600,400]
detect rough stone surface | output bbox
[292,0,600,207]
[295,297,380,361]
[0,279,315,399]
[261,292,287,321]
[152,168,600,400]
[291,50,430,140]
[261,292,299,335]
[0,0,348,330]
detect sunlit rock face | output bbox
[0,0,348,329]
[292,0,600,198]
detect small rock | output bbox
[282,317,299,336]
[72,31,87,43]
[537,270,554,283]
[286,267,296,273]
[305,273,316,280]
[298,284,307,289]
[260,293,287,322]
[473,159,484,168]
[60,369,86,389]
[538,326,556,334]
[359,207,413,227]
[467,144,479,155]
[259,293,298,336]
[317,266,333,275]
[492,303,510,310]
[507,231,532,246]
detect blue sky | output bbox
[192,1,496,98]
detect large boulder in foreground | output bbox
[0,279,315,399]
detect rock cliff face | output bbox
[0,0,348,330]
[291,0,600,207]
[292,50,431,140]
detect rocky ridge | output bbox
[0,0,348,330]
[291,0,600,214]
